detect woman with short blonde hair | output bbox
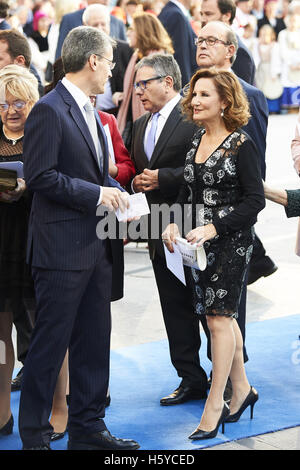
[0,64,38,437]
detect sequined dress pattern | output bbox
[180,128,256,318]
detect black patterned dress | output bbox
[0,128,34,313]
[178,128,265,318]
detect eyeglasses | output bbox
[0,100,27,112]
[194,36,232,47]
[134,75,166,91]
[94,53,116,70]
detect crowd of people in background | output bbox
[3,0,300,114]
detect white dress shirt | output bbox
[132,93,181,193]
[143,93,181,147]
[61,77,103,205]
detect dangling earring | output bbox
[221,108,224,118]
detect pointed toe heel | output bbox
[226,386,259,423]
[188,404,230,440]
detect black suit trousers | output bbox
[19,243,112,448]
[152,254,208,392]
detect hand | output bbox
[108,156,118,178]
[132,169,159,192]
[101,187,128,212]
[0,178,26,203]
[141,169,159,191]
[186,223,217,246]
[161,223,180,253]
[118,191,130,214]
[112,92,124,106]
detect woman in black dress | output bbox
[162,69,265,439]
[0,65,39,436]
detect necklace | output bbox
[2,127,24,146]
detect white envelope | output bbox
[115,192,150,222]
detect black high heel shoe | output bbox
[0,415,14,436]
[225,386,259,423]
[188,403,230,440]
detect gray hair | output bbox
[62,26,116,73]
[226,27,238,64]
[135,54,182,92]
[82,4,110,25]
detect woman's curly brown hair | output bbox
[181,68,251,132]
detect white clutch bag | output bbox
[175,237,207,271]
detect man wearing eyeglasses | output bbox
[200,0,255,85]
[130,53,208,405]
[19,26,139,451]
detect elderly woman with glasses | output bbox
[0,64,39,437]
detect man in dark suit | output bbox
[200,0,256,85]
[131,54,208,404]
[55,0,127,61]
[19,26,139,451]
[158,0,198,86]
[82,3,133,115]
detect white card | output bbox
[115,192,150,222]
[163,242,186,285]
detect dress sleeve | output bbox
[213,137,265,235]
[285,189,300,218]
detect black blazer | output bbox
[158,2,198,85]
[232,36,256,85]
[23,81,123,271]
[131,102,198,259]
[111,39,133,95]
[239,78,269,180]
[55,9,127,60]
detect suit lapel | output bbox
[56,81,101,171]
[149,104,181,169]
[139,113,152,169]
[95,111,109,182]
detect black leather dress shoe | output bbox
[11,368,23,392]
[247,256,278,285]
[67,430,140,450]
[160,386,207,406]
[50,430,67,441]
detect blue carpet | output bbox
[1,314,300,450]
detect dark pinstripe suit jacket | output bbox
[23,80,123,271]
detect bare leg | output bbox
[229,319,252,414]
[196,315,235,432]
[50,351,68,433]
[0,312,14,427]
